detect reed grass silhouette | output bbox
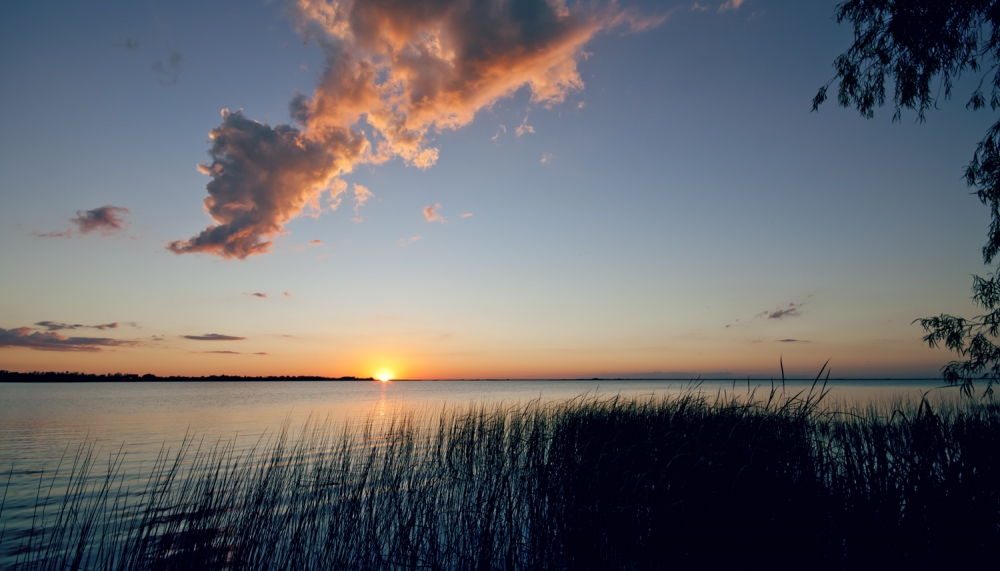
[2,382,998,570]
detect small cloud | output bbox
[152,50,183,85]
[768,308,800,319]
[515,116,535,137]
[254,352,268,355]
[398,235,422,246]
[719,0,747,12]
[690,3,710,12]
[151,335,165,342]
[283,291,291,297]
[35,321,118,331]
[245,292,267,298]
[491,124,506,141]
[460,212,473,218]
[608,6,671,32]
[0,327,136,352]
[183,333,246,341]
[776,339,808,343]
[123,37,140,51]
[424,204,445,223]
[577,101,586,109]
[71,206,130,235]
[541,153,555,164]
[758,302,804,320]
[198,350,241,355]
[308,239,323,246]
[33,229,72,238]
[352,184,373,222]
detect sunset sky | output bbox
[0,0,991,379]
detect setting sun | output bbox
[376,370,393,382]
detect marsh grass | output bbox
[2,385,998,570]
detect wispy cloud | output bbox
[398,235,422,246]
[424,204,445,223]
[32,229,72,238]
[758,302,803,320]
[515,115,535,137]
[718,0,747,13]
[152,50,183,85]
[541,153,555,164]
[0,327,136,352]
[308,239,323,246]
[245,292,267,298]
[117,37,140,51]
[776,339,808,343]
[183,333,246,341]
[608,5,671,32]
[352,183,373,222]
[284,291,291,297]
[168,0,662,259]
[196,350,241,355]
[72,206,130,235]
[491,124,506,141]
[460,212,473,218]
[35,321,118,331]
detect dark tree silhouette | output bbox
[813,0,1000,396]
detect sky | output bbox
[0,0,993,379]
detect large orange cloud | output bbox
[170,0,663,259]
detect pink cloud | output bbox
[72,206,130,236]
[352,183,373,222]
[424,203,445,223]
[169,0,664,259]
[718,0,747,12]
[516,116,535,137]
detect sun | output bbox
[376,369,393,382]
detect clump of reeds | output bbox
[2,386,998,570]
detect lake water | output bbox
[0,379,969,567]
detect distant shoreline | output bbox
[0,371,945,383]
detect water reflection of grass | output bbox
[4,385,998,570]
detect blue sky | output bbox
[0,0,991,379]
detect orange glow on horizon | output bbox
[376,369,393,382]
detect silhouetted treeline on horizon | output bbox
[0,371,373,382]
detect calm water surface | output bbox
[0,379,965,566]
[0,379,962,469]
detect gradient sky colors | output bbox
[0,0,992,379]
